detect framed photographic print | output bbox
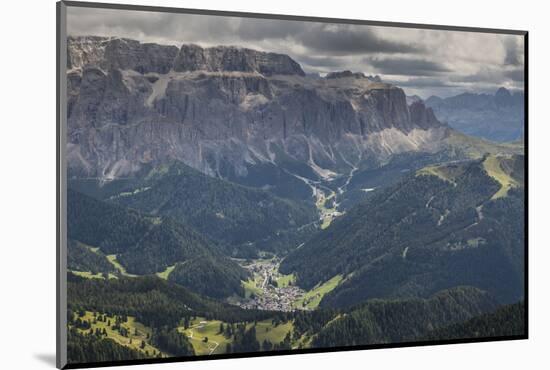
[56,1,528,368]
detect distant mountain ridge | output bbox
[64,33,526,363]
[66,35,450,188]
[425,88,524,142]
[67,36,305,76]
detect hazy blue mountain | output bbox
[425,88,524,142]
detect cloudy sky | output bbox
[67,6,525,98]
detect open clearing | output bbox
[156,264,176,280]
[106,255,138,277]
[242,276,264,298]
[293,275,344,309]
[178,317,295,355]
[482,155,520,199]
[72,311,163,357]
[249,319,293,345]
[317,190,340,229]
[276,273,296,288]
[70,270,117,280]
[178,317,231,355]
[417,165,456,184]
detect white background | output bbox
[0,0,547,369]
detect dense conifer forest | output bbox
[66,151,525,363]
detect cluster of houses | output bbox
[241,284,305,312]
[237,260,308,312]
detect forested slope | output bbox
[67,189,248,298]
[281,155,525,307]
[107,161,318,256]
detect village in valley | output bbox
[230,258,310,312]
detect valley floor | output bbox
[230,258,304,311]
[229,258,342,311]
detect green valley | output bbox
[63,30,527,367]
[293,275,344,309]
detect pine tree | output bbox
[262,339,273,351]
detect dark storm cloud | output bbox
[363,57,452,76]
[503,37,522,66]
[235,20,422,55]
[295,55,348,68]
[298,25,422,55]
[235,18,306,41]
[66,8,241,45]
[68,7,421,56]
[504,68,525,82]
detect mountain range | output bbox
[65,35,526,363]
[67,36,460,186]
[425,88,524,142]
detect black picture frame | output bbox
[56,1,529,368]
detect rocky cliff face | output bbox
[68,36,179,74]
[172,44,305,76]
[66,36,448,183]
[68,36,305,76]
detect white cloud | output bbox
[66,6,525,98]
